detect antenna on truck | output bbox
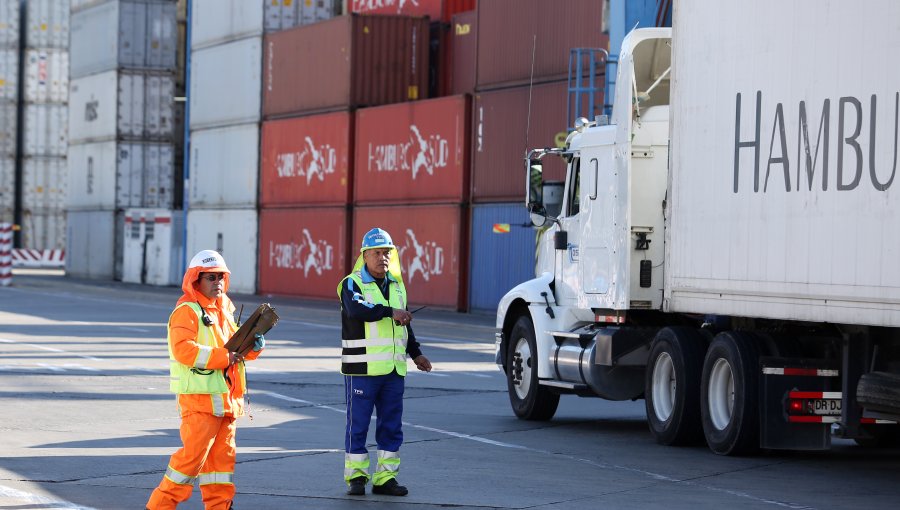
[524,34,537,154]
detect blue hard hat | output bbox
[361,227,395,252]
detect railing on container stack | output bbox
[566,47,614,130]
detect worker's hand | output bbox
[228,351,243,366]
[413,355,432,372]
[253,333,266,352]
[392,309,413,326]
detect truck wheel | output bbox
[700,332,761,455]
[506,315,559,421]
[645,327,706,445]
[857,371,900,416]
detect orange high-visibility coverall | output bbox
[147,252,261,510]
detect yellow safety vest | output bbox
[338,271,408,376]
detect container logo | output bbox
[268,229,335,277]
[398,228,443,282]
[352,0,419,14]
[275,136,338,185]
[367,125,449,179]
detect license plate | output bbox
[809,398,841,415]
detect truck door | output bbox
[555,157,582,306]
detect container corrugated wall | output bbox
[260,111,353,207]
[0,0,15,223]
[350,0,475,22]
[188,124,259,209]
[70,0,177,78]
[476,0,605,90]
[450,10,476,95]
[69,70,177,143]
[189,36,262,129]
[258,207,350,300]
[263,15,429,118]
[354,95,469,204]
[66,210,116,279]
[471,81,569,202]
[67,141,175,210]
[20,0,69,251]
[353,204,468,310]
[187,209,259,294]
[468,203,535,311]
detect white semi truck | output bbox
[495,0,900,454]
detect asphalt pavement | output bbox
[1,270,899,509]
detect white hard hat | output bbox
[188,250,230,273]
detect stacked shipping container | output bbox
[188,0,342,294]
[352,95,470,310]
[258,13,430,301]
[67,0,178,280]
[0,0,17,223]
[20,0,69,252]
[462,0,606,310]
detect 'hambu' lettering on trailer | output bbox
[367,125,449,179]
[733,91,898,193]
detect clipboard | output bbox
[225,303,279,357]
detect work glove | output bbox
[253,333,266,352]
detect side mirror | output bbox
[526,158,544,211]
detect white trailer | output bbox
[496,0,900,454]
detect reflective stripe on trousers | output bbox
[373,449,400,486]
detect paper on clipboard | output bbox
[225,303,279,357]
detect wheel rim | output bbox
[511,337,532,400]
[708,358,735,431]
[651,352,676,422]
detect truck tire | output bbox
[645,327,706,445]
[853,424,900,448]
[506,315,559,421]
[700,331,761,455]
[857,371,900,416]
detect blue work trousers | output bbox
[344,371,405,454]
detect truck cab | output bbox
[496,28,672,417]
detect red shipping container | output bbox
[260,112,353,207]
[354,95,470,205]
[472,81,573,202]
[263,15,429,118]
[353,204,468,310]
[476,0,607,90]
[450,10,476,95]
[350,0,475,23]
[258,208,350,300]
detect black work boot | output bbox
[347,477,367,496]
[372,478,408,496]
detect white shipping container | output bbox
[0,101,15,156]
[665,0,900,327]
[0,156,13,217]
[0,49,17,100]
[24,49,69,103]
[69,70,176,143]
[189,123,258,208]
[22,156,66,211]
[26,0,70,49]
[187,208,257,294]
[66,209,115,279]
[21,209,66,250]
[191,0,263,50]
[265,0,339,32]
[67,141,175,210]
[189,37,262,130]
[70,0,177,78]
[24,104,68,156]
[0,0,18,48]
[122,208,183,286]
